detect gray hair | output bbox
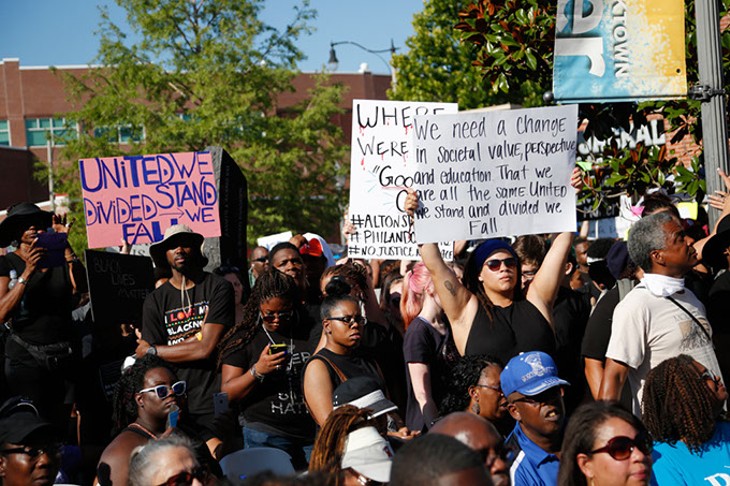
[628,211,676,272]
[128,434,198,486]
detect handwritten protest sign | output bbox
[348,100,458,260]
[80,151,221,248]
[85,250,154,328]
[411,105,578,242]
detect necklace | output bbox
[180,276,193,315]
[128,422,158,440]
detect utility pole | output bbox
[693,0,729,228]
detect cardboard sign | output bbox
[80,151,221,248]
[85,250,154,328]
[348,100,458,260]
[411,105,578,242]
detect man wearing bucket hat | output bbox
[136,224,234,456]
[502,351,569,486]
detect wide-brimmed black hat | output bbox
[703,215,730,270]
[0,202,53,247]
[149,224,206,269]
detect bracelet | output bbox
[250,365,264,382]
[17,277,28,286]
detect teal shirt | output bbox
[651,421,730,485]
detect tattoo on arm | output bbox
[444,280,457,296]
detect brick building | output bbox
[0,58,391,210]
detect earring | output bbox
[471,401,480,415]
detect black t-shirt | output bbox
[142,273,234,416]
[707,272,730,380]
[552,286,591,411]
[403,317,447,432]
[221,324,317,440]
[464,300,556,363]
[0,253,74,345]
[581,287,620,361]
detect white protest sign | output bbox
[412,105,578,242]
[347,100,459,260]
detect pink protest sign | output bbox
[79,151,221,248]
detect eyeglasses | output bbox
[474,383,503,394]
[0,444,63,460]
[260,310,295,323]
[590,435,652,461]
[484,257,518,271]
[327,315,367,326]
[700,369,722,386]
[509,388,563,406]
[158,466,208,486]
[138,381,187,399]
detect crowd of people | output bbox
[1,168,730,485]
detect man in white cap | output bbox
[136,224,234,457]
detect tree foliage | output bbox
[56,0,347,249]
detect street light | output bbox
[327,40,398,83]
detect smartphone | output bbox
[213,392,229,417]
[166,404,180,429]
[269,343,288,355]
[36,232,67,268]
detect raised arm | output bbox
[525,231,574,325]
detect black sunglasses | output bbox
[484,257,518,271]
[251,256,268,263]
[590,435,652,461]
[327,315,367,326]
[260,310,295,323]
[138,381,187,399]
[158,466,208,486]
[0,444,63,460]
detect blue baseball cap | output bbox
[500,351,570,397]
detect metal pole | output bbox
[47,139,55,212]
[694,0,728,228]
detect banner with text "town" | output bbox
[348,100,458,260]
[411,105,578,243]
[80,151,221,248]
[553,0,686,103]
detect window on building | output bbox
[25,118,78,147]
[0,120,9,146]
[93,124,144,144]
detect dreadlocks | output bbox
[217,269,300,367]
[308,405,371,485]
[642,354,718,453]
[111,355,174,435]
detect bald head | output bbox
[430,412,509,486]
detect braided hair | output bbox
[642,354,719,453]
[217,269,300,367]
[439,354,503,416]
[111,355,174,436]
[308,405,372,485]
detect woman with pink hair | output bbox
[401,262,453,432]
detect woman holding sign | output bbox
[404,169,580,364]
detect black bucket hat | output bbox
[703,215,730,270]
[0,202,53,247]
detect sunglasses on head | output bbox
[158,466,208,486]
[138,381,187,399]
[484,257,518,271]
[260,310,295,323]
[590,435,652,461]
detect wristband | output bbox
[250,365,264,382]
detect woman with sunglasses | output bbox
[302,289,388,427]
[405,190,575,364]
[218,269,319,469]
[97,355,201,486]
[558,401,652,486]
[642,355,729,485]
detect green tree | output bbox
[389,0,509,109]
[55,0,347,250]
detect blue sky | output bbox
[0,0,422,74]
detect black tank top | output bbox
[464,300,556,363]
[307,348,385,390]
